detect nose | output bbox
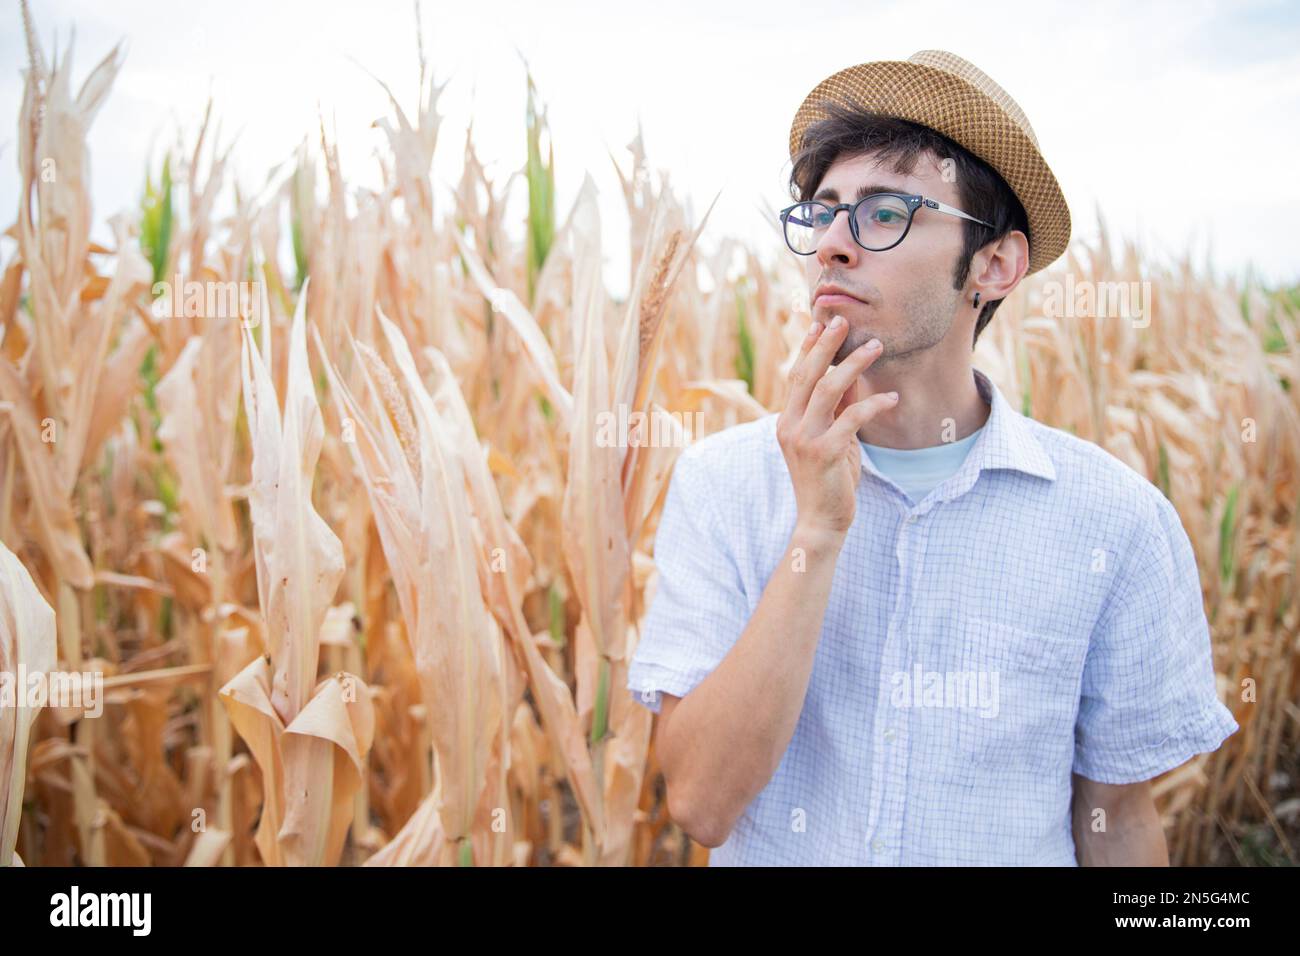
[815,206,859,268]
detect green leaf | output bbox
[160,595,174,640]
[1219,483,1239,585]
[1156,442,1171,500]
[140,343,178,528]
[290,144,314,291]
[548,583,566,648]
[734,282,755,394]
[590,656,610,747]
[291,216,308,293]
[524,67,555,308]
[141,154,173,286]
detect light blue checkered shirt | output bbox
[627,366,1239,865]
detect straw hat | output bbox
[788,50,1070,274]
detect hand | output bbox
[776,316,899,541]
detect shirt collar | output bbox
[857,365,1056,503]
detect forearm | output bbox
[1072,790,1170,865]
[660,522,844,846]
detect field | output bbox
[1,5,1297,866]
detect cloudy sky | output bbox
[2,0,1298,296]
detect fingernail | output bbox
[886,391,899,402]
[867,338,882,351]
[829,315,844,329]
[808,321,821,336]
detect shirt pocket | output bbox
[955,615,1089,770]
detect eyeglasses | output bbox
[778,192,994,256]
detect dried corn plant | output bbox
[219,281,375,867]
[0,536,57,866]
[1,0,1296,868]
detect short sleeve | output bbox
[1072,493,1239,783]
[626,448,750,715]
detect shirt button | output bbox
[883,727,897,742]
[871,838,885,853]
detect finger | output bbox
[803,335,883,431]
[778,321,824,431]
[786,315,850,419]
[833,376,859,419]
[796,319,823,363]
[824,389,901,445]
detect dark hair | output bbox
[788,100,1029,347]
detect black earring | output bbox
[972,292,981,310]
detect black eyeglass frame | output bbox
[777,193,996,256]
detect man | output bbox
[625,50,1238,865]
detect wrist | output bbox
[791,521,847,556]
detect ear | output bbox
[970,229,1029,302]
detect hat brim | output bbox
[789,60,1071,275]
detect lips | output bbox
[814,287,865,307]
